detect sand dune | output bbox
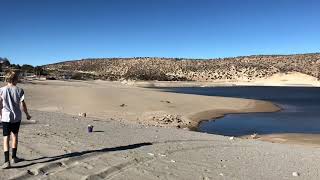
[246,72,320,86]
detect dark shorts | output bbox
[2,122,21,136]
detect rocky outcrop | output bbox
[43,53,320,81]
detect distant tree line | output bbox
[0,57,48,76]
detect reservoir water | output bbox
[164,86,320,137]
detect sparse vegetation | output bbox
[42,53,320,81]
[0,58,48,77]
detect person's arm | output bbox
[21,100,31,120]
[0,97,2,119]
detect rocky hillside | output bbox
[43,53,320,81]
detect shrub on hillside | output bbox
[124,66,171,81]
[70,73,83,80]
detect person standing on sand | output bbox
[0,70,31,169]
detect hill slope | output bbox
[43,53,320,81]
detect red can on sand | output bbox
[88,125,94,133]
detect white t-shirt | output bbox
[0,85,25,123]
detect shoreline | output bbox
[187,101,282,131]
[191,103,320,148]
[7,80,319,147]
[3,110,320,179]
[190,106,282,131]
[131,80,320,88]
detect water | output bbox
[162,86,320,136]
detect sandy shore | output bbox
[1,80,319,179]
[1,110,320,180]
[133,72,320,88]
[16,80,280,130]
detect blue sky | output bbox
[0,0,319,66]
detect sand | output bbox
[240,72,320,87]
[0,79,319,179]
[1,111,320,180]
[133,72,320,88]
[17,80,280,129]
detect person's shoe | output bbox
[11,157,24,164]
[1,162,11,169]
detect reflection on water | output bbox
[163,86,320,136]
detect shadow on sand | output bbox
[13,142,152,169]
[92,130,104,133]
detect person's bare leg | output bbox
[11,133,18,149]
[3,136,9,152]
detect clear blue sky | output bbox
[0,0,319,66]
